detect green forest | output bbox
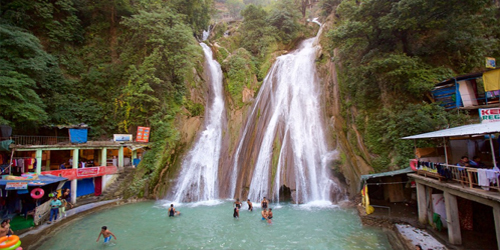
[1,0,499,196]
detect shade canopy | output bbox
[402,123,500,140]
[0,175,67,187]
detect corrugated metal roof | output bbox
[402,122,500,139]
[360,167,415,182]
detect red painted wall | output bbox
[42,166,118,180]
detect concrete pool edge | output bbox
[20,198,148,250]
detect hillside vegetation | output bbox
[323,0,500,172]
[2,0,499,197]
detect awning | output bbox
[360,167,415,190]
[0,175,67,187]
[402,123,500,139]
[361,167,415,182]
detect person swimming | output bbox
[247,199,253,212]
[261,208,271,223]
[168,204,176,217]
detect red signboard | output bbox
[42,166,118,180]
[77,168,99,177]
[136,126,151,142]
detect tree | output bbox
[0,24,52,125]
[267,0,301,44]
[240,4,275,56]
[119,4,201,130]
[170,0,214,32]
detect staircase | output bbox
[99,167,136,200]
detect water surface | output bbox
[37,201,391,250]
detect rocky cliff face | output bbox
[315,15,374,197]
[151,16,374,200]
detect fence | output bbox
[1,136,70,145]
[1,135,147,146]
[417,163,500,191]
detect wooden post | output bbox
[492,205,500,250]
[417,182,427,224]
[45,150,51,171]
[444,191,462,245]
[490,134,497,168]
[443,137,449,166]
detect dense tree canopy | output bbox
[327,0,500,170]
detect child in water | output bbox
[96,226,117,243]
[233,207,239,219]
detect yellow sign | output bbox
[483,69,500,92]
[486,57,496,69]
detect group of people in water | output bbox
[166,197,273,223]
[233,197,273,223]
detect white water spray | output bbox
[171,43,225,202]
[233,36,342,204]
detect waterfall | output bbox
[311,18,322,26]
[171,43,226,202]
[231,36,343,204]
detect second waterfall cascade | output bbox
[230,36,344,204]
[170,43,226,202]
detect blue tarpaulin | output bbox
[69,128,88,143]
[62,178,94,197]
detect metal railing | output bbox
[1,135,149,146]
[1,136,70,145]
[417,163,500,191]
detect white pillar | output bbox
[101,147,107,166]
[101,175,107,193]
[417,183,427,224]
[35,149,42,175]
[71,149,79,204]
[118,146,124,168]
[444,191,462,245]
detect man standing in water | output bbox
[168,204,176,217]
[247,199,253,211]
[233,206,239,219]
[261,197,268,210]
[233,198,242,210]
[96,226,117,243]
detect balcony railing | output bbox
[1,136,70,145]
[416,163,500,191]
[1,135,146,146]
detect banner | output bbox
[113,134,133,142]
[479,108,500,123]
[136,126,151,142]
[6,182,28,190]
[483,69,500,92]
[77,168,99,177]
